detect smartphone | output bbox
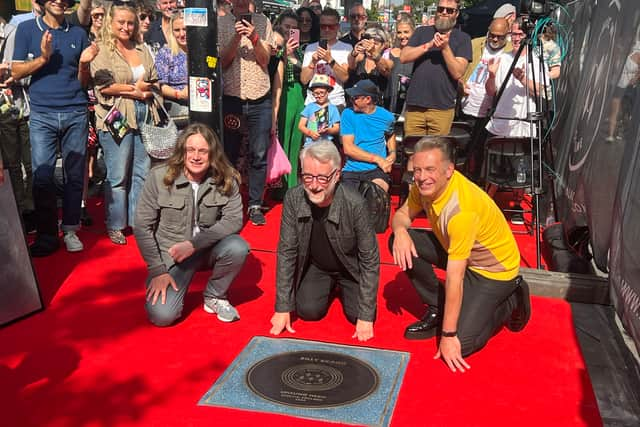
[240,13,252,24]
[319,39,327,50]
[288,28,300,44]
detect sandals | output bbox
[107,229,127,245]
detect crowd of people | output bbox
[0,0,549,372]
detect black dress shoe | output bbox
[507,279,531,332]
[29,235,60,257]
[404,307,441,340]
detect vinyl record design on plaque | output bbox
[246,350,379,408]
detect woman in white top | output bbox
[90,2,159,245]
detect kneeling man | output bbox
[389,137,530,372]
[270,140,379,341]
[135,123,249,327]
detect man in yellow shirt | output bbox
[389,137,530,373]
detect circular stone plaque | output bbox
[246,351,379,408]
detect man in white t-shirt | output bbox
[461,17,510,178]
[301,7,352,109]
[485,19,548,138]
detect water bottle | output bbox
[516,157,527,184]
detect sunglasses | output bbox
[139,13,155,21]
[437,6,458,14]
[488,32,507,40]
[320,24,338,30]
[91,13,105,19]
[310,5,322,10]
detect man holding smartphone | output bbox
[300,8,352,110]
[219,0,274,226]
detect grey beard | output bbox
[434,17,456,34]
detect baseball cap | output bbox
[345,79,379,98]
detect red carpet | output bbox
[0,197,602,426]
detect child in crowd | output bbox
[298,74,340,146]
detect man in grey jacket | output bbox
[135,123,249,327]
[269,140,380,341]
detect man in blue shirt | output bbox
[340,79,396,193]
[12,0,98,256]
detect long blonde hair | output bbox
[167,11,186,56]
[101,3,141,52]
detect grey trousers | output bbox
[145,234,249,327]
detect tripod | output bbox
[486,21,556,269]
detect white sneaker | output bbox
[204,297,240,322]
[63,231,84,252]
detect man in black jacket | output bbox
[269,140,380,341]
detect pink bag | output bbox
[266,132,292,183]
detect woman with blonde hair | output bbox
[155,10,189,122]
[381,15,415,114]
[91,1,159,245]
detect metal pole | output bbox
[185,0,223,140]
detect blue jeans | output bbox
[99,101,149,230]
[145,234,250,327]
[222,95,272,207]
[30,110,88,236]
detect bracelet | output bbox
[329,59,336,67]
[351,50,359,58]
[442,330,457,338]
[308,62,316,70]
[250,32,259,45]
[422,42,429,51]
[174,89,180,100]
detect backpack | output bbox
[358,180,390,234]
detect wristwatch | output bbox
[442,330,457,338]
[329,59,336,67]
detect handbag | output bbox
[104,103,131,144]
[140,96,179,160]
[358,180,391,233]
[266,131,291,183]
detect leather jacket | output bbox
[275,184,380,321]
[134,165,243,278]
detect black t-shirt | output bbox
[406,26,472,110]
[339,32,360,48]
[309,204,347,273]
[144,19,167,51]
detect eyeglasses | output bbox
[91,13,105,19]
[301,169,337,185]
[487,32,507,40]
[310,5,322,10]
[350,14,367,20]
[320,24,338,30]
[311,90,328,97]
[437,6,458,14]
[186,147,210,156]
[139,13,155,21]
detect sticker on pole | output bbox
[190,77,212,112]
[184,8,207,27]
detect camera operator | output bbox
[485,18,548,139]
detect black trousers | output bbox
[295,263,362,324]
[389,229,520,357]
